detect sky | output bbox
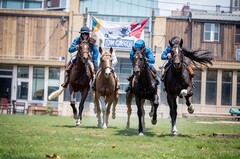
[158,0,231,16]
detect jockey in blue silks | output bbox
[61,26,99,88]
[125,39,160,92]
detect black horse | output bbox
[164,38,214,136]
[126,46,159,135]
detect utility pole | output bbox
[151,9,155,52]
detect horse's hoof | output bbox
[76,119,81,127]
[151,119,157,125]
[188,105,194,114]
[149,112,153,117]
[73,114,78,119]
[126,123,130,129]
[138,132,144,136]
[171,131,178,136]
[102,125,107,129]
[112,113,116,119]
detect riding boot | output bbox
[188,66,195,78]
[91,74,96,91]
[61,73,70,88]
[155,77,160,85]
[115,75,120,90]
[125,74,134,92]
[61,63,74,88]
[161,69,166,82]
[66,63,74,73]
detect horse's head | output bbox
[169,40,184,70]
[132,46,146,77]
[99,47,113,78]
[77,37,90,64]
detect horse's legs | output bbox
[126,91,133,128]
[70,92,77,119]
[167,94,178,136]
[185,96,194,114]
[99,96,107,129]
[111,92,118,119]
[141,100,145,129]
[135,97,144,135]
[76,89,89,127]
[151,94,159,125]
[95,93,102,128]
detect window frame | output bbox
[203,23,220,42]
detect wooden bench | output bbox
[28,106,47,115]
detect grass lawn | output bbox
[0,114,239,159]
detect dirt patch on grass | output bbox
[195,121,240,125]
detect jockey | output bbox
[160,36,194,82]
[92,49,120,91]
[61,26,99,88]
[125,39,160,92]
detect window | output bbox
[192,70,201,104]
[204,23,220,42]
[17,81,28,100]
[237,71,240,106]
[2,0,42,9]
[17,66,29,78]
[236,25,240,44]
[206,70,217,105]
[221,71,232,105]
[48,68,60,102]
[32,67,44,100]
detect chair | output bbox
[14,102,26,114]
[0,98,12,114]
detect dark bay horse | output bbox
[92,47,118,128]
[48,38,92,126]
[69,38,92,126]
[164,39,214,136]
[126,46,159,135]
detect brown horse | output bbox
[126,46,159,135]
[92,47,118,128]
[68,38,92,126]
[164,39,213,136]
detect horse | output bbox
[164,38,214,136]
[126,46,159,135]
[92,47,118,129]
[48,37,92,127]
[68,38,92,126]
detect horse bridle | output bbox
[133,50,147,70]
[171,44,184,69]
[77,40,90,60]
[100,52,113,71]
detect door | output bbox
[17,79,29,100]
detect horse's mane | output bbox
[182,47,214,70]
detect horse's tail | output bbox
[182,47,214,70]
[48,87,65,100]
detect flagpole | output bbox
[151,9,155,53]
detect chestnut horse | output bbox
[92,47,118,128]
[126,46,159,135]
[164,39,213,136]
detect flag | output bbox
[87,15,148,49]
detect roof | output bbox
[189,10,240,22]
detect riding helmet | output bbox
[79,26,90,34]
[134,39,145,49]
[170,36,181,45]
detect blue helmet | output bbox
[79,26,90,34]
[134,39,145,49]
